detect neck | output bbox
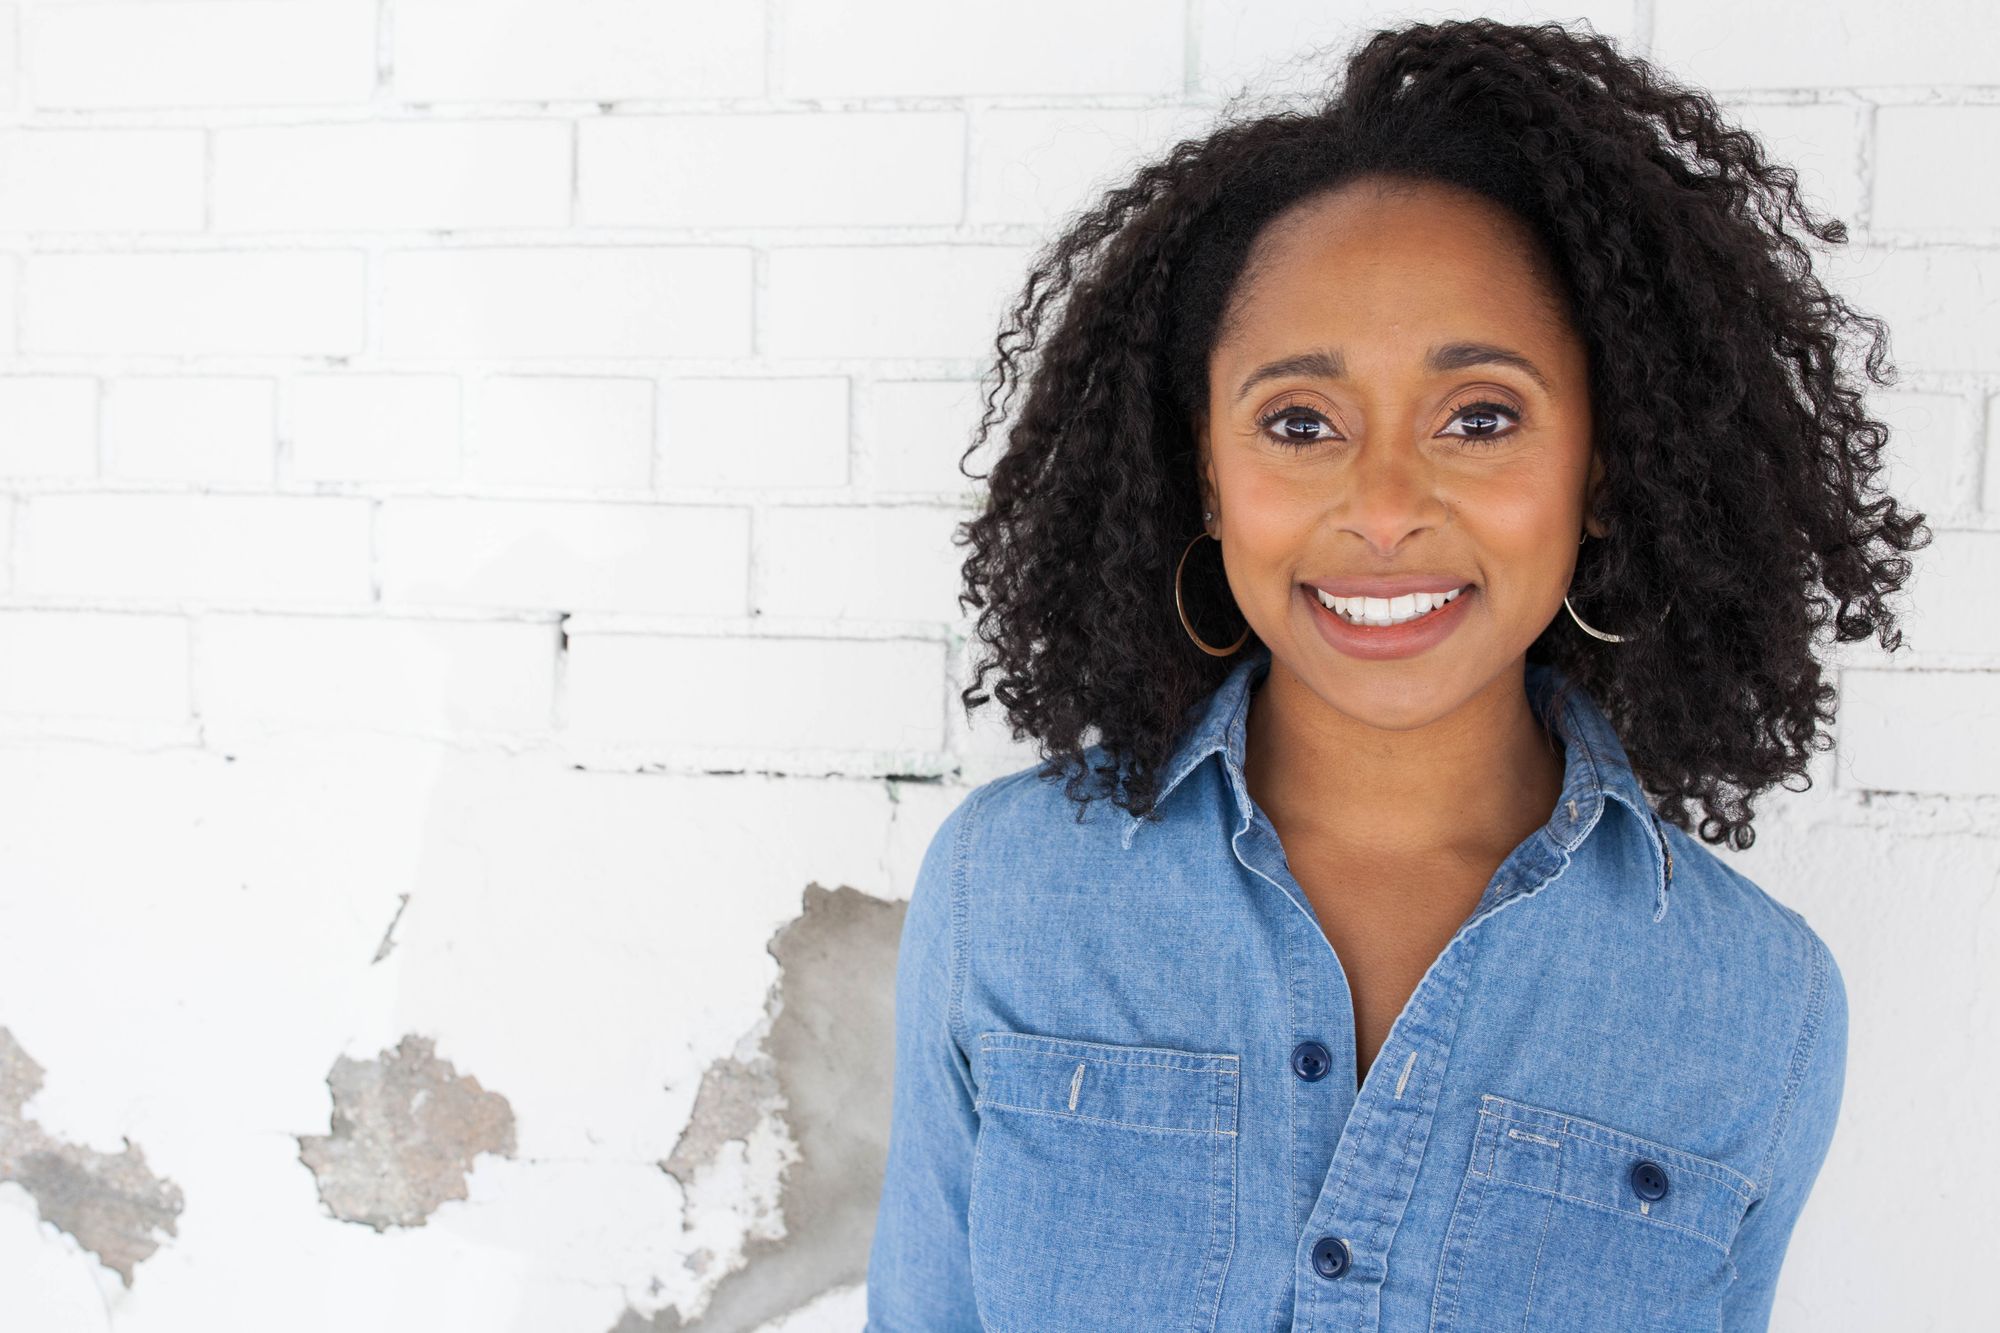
[1243,656,1566,862]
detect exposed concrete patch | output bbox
[660,1053,781,1188]
[297,1033,516,1230]
[0,1026,184,1288]
[620,882,903,1331]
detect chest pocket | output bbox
[967,1030,1239,1333]
[1430,1093,1758,1332]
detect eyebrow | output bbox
[1231,340,1554,404]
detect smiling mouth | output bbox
[1310,584,1471,627]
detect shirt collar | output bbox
[1116,641,1673,921]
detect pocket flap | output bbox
[975,1031,1239,1134]
[1472,1093,1757,1252]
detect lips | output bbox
[1302,580,1477,661]
[1303,575,1477,598]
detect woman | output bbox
[866,18,1925,1333]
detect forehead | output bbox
[1220,176,1574,355]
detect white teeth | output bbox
[1315,584,1466,626]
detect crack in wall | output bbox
[371,892,412,964]
[0,1026,184,1288]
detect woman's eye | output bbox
[1256,404,1338,450]
[1440,399,1522,444]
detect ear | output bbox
[1193,407,1217,534]
[1582,447,1609,539]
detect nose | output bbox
[1334,436,1446,555]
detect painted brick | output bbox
[1867,390,1971,525]
[562,632,944,754]
[0,609,189,720]
[1193,0,1633,99]
[0,376,96,481]
[657,377,847,490]
[859,379,992,496]
[1898,529,2000,659]
[967,106,1217,229]
[466,376,656,492]
[0,128,205,232]
[25,1,377,110]
[1828,245,2000,376]
[1873,105,2000,232]
[198,613,556,734]
[379,498,749,615]
[1987,394,2000,516]
[764,244,1033,360]
[1836,667,2000,795]
[1719,100,1866,230]
[287,374,461,484]
[380,247,753,360]
[1652,0,1995,89]
[579,112,963,229]
[755,504,970,623]
[106,377,275,485]
[777,0,1182,98]
[214,120,571,232]
[22,251,365,357]
[393,0,763,103]
[18,494,373,604]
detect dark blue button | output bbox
[1630,1160,1670,1201]
[1290,1040,1331,1081]
[1311,1235,1351,1279]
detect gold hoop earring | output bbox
[1176,516,1248,657]
[1565,529,1672,644]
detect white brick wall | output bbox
[0,4,1991,1331]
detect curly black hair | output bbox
[950,17,1931,851]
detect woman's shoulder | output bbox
[1653,818,1842,973]
[948,744,1137,837]
[1648,817,1848,1079]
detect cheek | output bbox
[1454,471,1583,586]
[1225,465,1323,554]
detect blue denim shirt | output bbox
[866,641,1847,1332]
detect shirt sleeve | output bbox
[864,789,984,1332]
[1720,929,1849,1332]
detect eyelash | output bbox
[1255,397,1523,451]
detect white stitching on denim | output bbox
[1430,1118,1498,1332]
[1519,1188,1557,1329]
[973,1100,1238,1135]
[1201,1077,1238,1332]
[976,1048,1238,1073]
[1395,1048,1417,1099]
[1475,1101,1756,1198]
[977,1031,1239,1068]
[1068,1061,1084,1111]
[1507,1127,1562,1148]
[1476,1179,1734,1253]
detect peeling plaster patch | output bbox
[297,1034,516,1230]
[0,1026,184,1287]
[660,1053,780,1188]
[624,882,903,1331]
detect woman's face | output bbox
[1194,174,1601,730]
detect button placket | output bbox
[1311,1235,1352,1279]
